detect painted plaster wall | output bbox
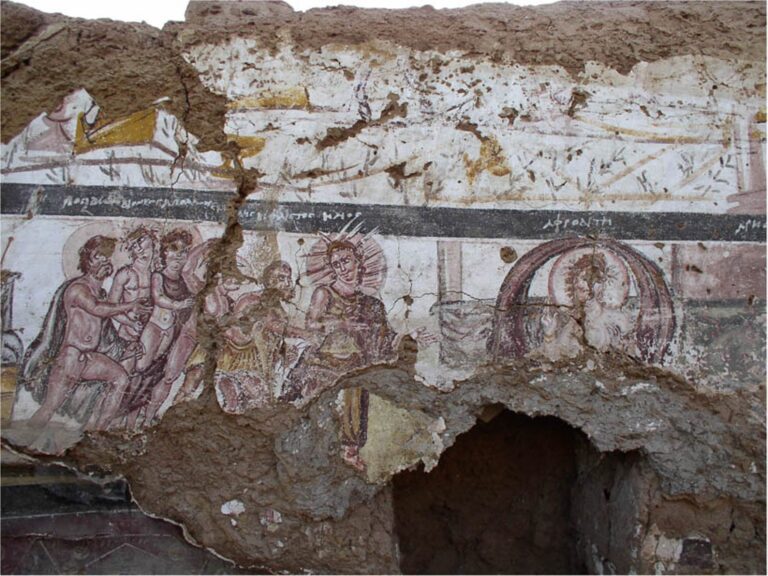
[0,1,765,573]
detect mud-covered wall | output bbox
[1,1,765,573]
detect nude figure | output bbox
[135,230,195,373]
[27,236,150,430]
[137,229,196,422]
[108,226,156,372]
[156,238,212,395]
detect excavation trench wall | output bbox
[0,1,765,573]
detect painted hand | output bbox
[410,327,439,346]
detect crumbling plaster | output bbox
[0,1,765,574]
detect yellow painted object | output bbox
[214,135,268,176]
[228,87,310,111]
[1,365,18,424]
[74,108,157,154]
[464,136,511,185]
[228,135,267,159]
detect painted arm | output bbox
[263,310,309,340]
[305,287,335,332]
[108,268,128,303]
[69,283,148,318]
[182,239,218,294]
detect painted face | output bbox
[572,273,591,304]
[330,248,359,286]
[132,236,154,262]
[269,265,295,300]
[89,251,113,280]
[165,245,189,273]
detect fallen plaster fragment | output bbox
[260,509,283,533]
[622,382,657,395]
[221,499,246,517]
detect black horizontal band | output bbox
[1,183,764,243]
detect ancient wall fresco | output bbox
[2,83,763,465]
[1,89,234,190]
[0,2,765,573]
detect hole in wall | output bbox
[392,409,645,575]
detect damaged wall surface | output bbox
[0,0,765,573]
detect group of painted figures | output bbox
[17,226,398,446]
[15,224,674,467]
[21,227,205,431]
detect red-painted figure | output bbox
[108,226,157,372]
[136,229,196,422]
[281,239,395,404]
[26,236,150,430]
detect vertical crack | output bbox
[180,143,264,414]
[169,59,192,187]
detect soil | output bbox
[0,1,229,149]
[182,1,766,78]
[2,1,765,146]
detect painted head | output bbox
[124,226,157,264]
[262,260,295,301]
[159,229,193,274]
[565,253,608,305]
[78,235,117,280]
[327,240,363,288]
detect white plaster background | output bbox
[0,43,763,402]
[184,40,765,213]
[4,212,762,392]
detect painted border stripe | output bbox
[1,183,765,243]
